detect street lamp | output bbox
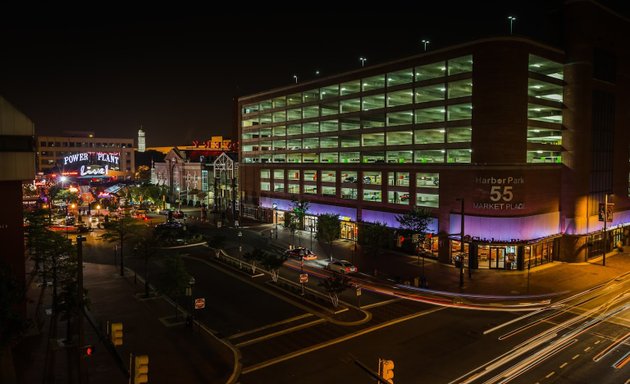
[187,276,196,329]
[272,202,278,239]
[359,57,367,67]
[421,39,430,52]
[293,74,298,84]
[309,223,314,250]
[508,16,516,35]
[456,198,465,288]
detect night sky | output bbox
[1,1,628,147]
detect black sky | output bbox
[1,1,628,147]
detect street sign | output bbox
[194,298,205,309]
[299,273,308,283]
[356,287,362,296]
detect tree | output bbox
[258,250,288,282]
[318,274,351,308]
[290,198,310,230]
[317,214,340,260]
[359,221,389,257]
[157,254,191,320]
[134,165,151,182]
[133,226,162,298]
[283,212,298,246]
[242,248,265,274]
[100,217,146,276]
[396,207,432,238]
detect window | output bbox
[415,84,446,103]
[415,62,446,81]
[387,111,413,127]
[274,182,285,192]
[387,90,413,107]
[363,171,382,185]
[261,182,271,191]
[448,55,473,75]
[340,151,360,163]
[272,97,286,108]
[303,105,319,119]
[321,171,336,182]
[387,131,413,146]
[529,54,563,80]
[363,189,382,202]
[527,150,562,163]
[415,107,445,124]
[362,133,385,147]
[260,100,273,110]
[303,89,319,103]
[273,154,286,163]
[362,75,385,91]
[273,125,286,136]
[447,149,471,163]
[320,120,338,132]
[322,186,336,197]
[260,114,272,125]
[341,188,358,200]
[527,127,562,145]
[388,191,410,205]
[362,94,385,111]
[303,137,319,149]
[303,153,318,163]
[288,183,300,193]
[448,80,473,99]
[340,98,361,113]
[340,80,360,95]
[363,151,385,163]
[416,172,439,188]
[387,68,414,87]
[447,104,472,121]
[320,152,339,163]
[260,169,270,179]
[304,185,318,194]
[287,154,301,163]
[447,127,472,143]
[243,103,259,114]
[340,117,360,131]
[242,118,259,128]
[320,136,338,148]
[288,170,300,181]
[341,171,357,183]
[304,170,317,181]
[320,101,339,116]
[273,139,286,151]
[389,172,410,186]
[415,150,445,163]
[528,79,562,102]
[287,108,302,121]
[321,84,339,99]
[287,124,302,136]
[415,128,445,144]
[303,122,319,134]
[528,104,562,123]
[386,150,413,163]
[287,138,302,150]
[416,193,439,208]
[272,111,286,122]
[362,113,386,129]
[287,93,302,106]
[273,170,284,180]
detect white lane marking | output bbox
[546,371,555,378]
[584,346,591,352]
[572,354,580,360]
[560,362,568,368]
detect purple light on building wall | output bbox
[260,197,357,220]
[449,211,560,241]
[362,209,438,233]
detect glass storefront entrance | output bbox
[341,221,357,241]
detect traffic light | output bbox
[81,344,94,357]
[381,359,394,384]
[110,322,123,346]
[133,354,149,384]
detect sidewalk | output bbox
[13,262,237,384]
[247,222,630,300]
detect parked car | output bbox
[325,259,357,274]
[172,210,185,219]
[284,247,318,261]
[400,193,410,201]
[343,176,357,183]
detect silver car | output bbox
[325,259,357,274]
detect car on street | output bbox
[325,259,357,274]
[89,217,100,229]
[284,247,318,261]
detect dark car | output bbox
[284,247,318,261]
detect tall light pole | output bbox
[421,39,430,52]
[187,276,195,329]
[456,198,465,288]
[272,202,278,239]
[293,74,298,84]
[508,16,516,35]
[359,57,367,67]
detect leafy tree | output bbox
[133,226,162,298]
[134,165,151,182]
[258,250,288,282]
[290,198,310,230]
[318,274,351,308]
[242,248,265,274]
[359,221,389,257]
[317,214,340,260]
[157,255,191,320]
[396,207,432,238]
[283,212,298,246]
[100,217,146,276]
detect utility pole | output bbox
[76,235,87,383]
